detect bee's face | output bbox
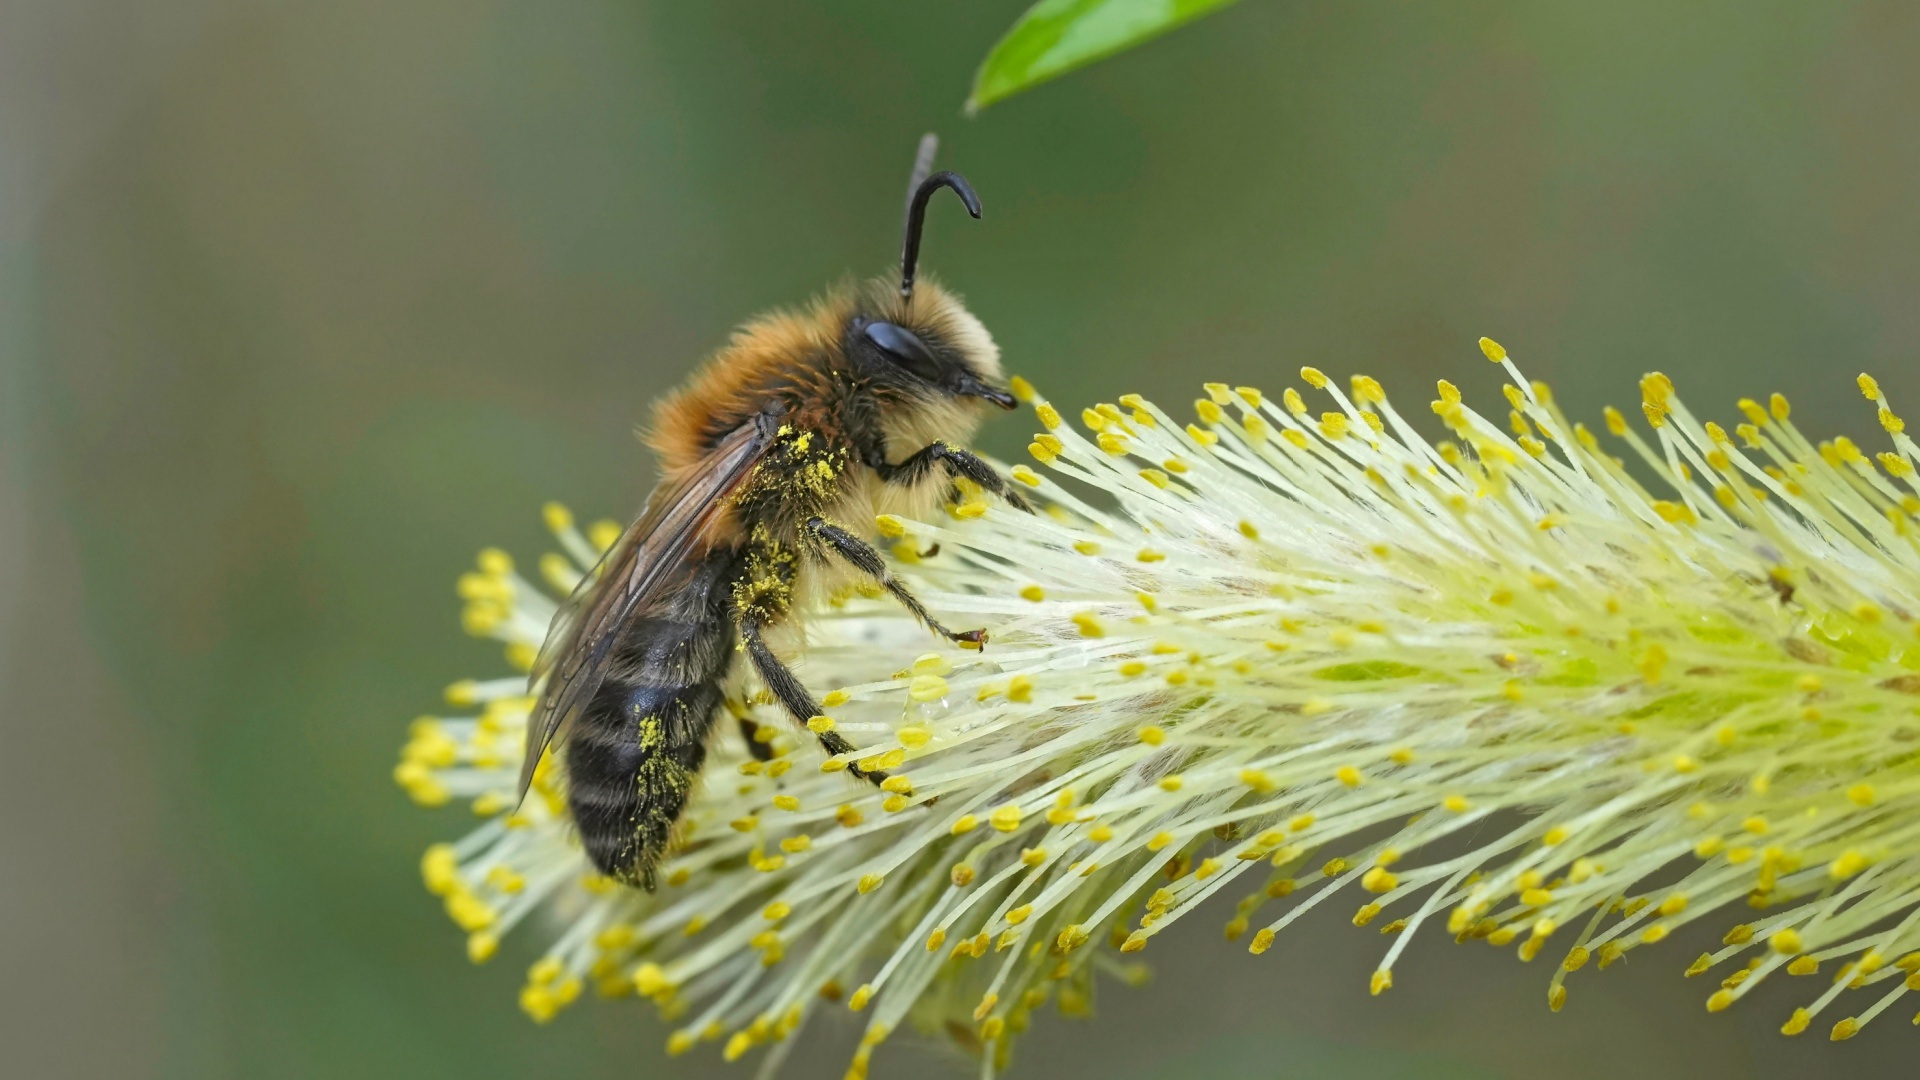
[844,284,1013,411]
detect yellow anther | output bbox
[989,804,1023,833]
[1006,674,1034,703]
[1479,337,1508,362]
[1361,867,1398,893]
[1300,366,1329,389]
[633,962,672,997]
[1830,850,1870,879]
[1335,765,1364,787]
[1770,928,1804,954]
[907,675,949,703]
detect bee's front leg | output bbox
[868,440,1034,513]
[740,617,887,785]
[804,517,987,649]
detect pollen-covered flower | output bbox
[399,342,1920,1073]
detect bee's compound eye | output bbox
[861,320,941,380]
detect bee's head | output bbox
[844,170,1014,410]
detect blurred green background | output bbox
[5,1,1918,1077]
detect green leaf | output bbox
[967,0,1246,113]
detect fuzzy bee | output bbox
[519,139,1028,888]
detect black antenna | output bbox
[904,133,940,219]
[899,139,980,302]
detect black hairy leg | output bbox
[740,618,887,785]
[735,714,777,762]
[805,516,987,649]
[871,440,1034,513]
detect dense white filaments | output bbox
[398,342,1920,1074]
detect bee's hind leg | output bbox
[805,517,987,649]
[741,618,887,785]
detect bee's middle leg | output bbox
[805,516,987,649]
[740,618,886,785]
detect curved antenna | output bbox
[904,133,940,219]
[899,170,981,302]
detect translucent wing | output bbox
[518,414,777,801]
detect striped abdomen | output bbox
[565,550,737,888]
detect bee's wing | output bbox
[518,414,777,801]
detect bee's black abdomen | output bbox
[564,552,737,889]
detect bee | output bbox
[519,138,1029,888]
